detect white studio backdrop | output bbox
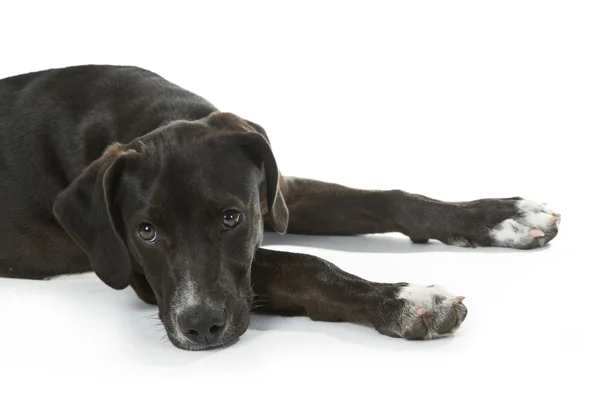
[0,1,598,400]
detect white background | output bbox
[0,1,598,399]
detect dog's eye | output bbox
[138,223,157,242]
[222,210,242,229]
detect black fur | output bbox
[0,65,558,349]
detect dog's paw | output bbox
[430,198,561,250]
[377,284,468,340]
[489,199,561,249]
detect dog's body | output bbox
[0,65,560,349]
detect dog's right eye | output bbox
[137,223,157,242]
[222,210,242,229]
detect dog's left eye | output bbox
[137,223,157,242]
[222,210,242,229]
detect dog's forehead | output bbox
[163,139,260,190]
[124,136,261,214]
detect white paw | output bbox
[389,284,467,340]
[490,199,561,249]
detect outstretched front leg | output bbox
[251,249,467,340]
[272,177,560,249]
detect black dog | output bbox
[0,65,560,350]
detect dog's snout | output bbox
[178,306,226,345]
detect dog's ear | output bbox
[206,112,288,232]
[53,143,137,290]
[225,132,289,234]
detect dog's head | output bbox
[53,112,288,350]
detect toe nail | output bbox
[529,228,545,238]
[552,212,561,218]
[453,296,465,305]
[416,307,427,317]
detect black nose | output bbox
[178,306,226,345]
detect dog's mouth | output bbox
[165,332,241,351]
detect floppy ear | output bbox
[226,132,289,234]
[53,143,136,290]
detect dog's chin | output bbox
[168,335,241,351]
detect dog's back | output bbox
[0,65,217,278]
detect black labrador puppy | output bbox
[0,65,560,350]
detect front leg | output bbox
[276,177,560,249]
[251,249,467,340]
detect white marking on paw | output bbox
[396,284,454,307]
[395,284,465,339]
[491,219,532,243]
[397,284,435,306]
[490,199,560,248]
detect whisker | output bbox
[132,313,161,323]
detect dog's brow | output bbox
[206,194,246,211]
